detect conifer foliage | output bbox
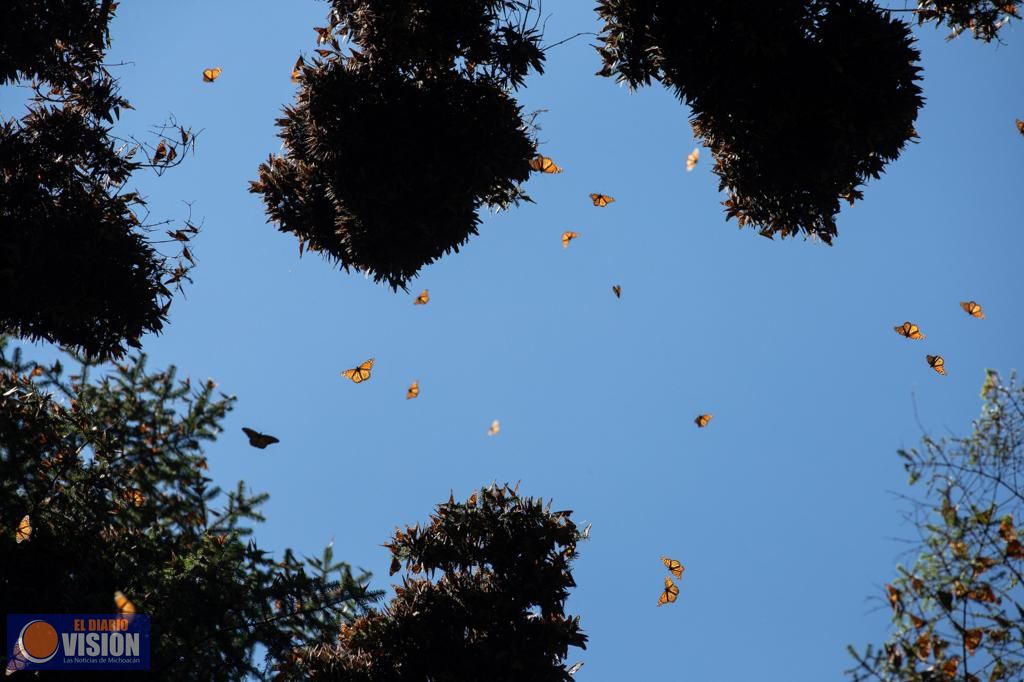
[0,339,380,679]
[252,1,544,290]
[284,483,588,681]
[0,0,198,358]
[595,0,925,244]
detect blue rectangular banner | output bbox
[5,614,150,672]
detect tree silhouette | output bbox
[252,0,544,290]
[281,483,588,681]
[0,339,381,679]
[848,371,1024,682]
[915,0,1022,41]
[0,0,197,358]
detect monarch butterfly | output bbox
[242,427,280,449]
[406,381,419,400]
[153,141,167,164]
[661,556,684,579]
[657,576,679,606]
[567,662,584,675]
[960,300,984,318]
[291,56,305,83]
[894,322,925,340]
[612,284,622,298]
[964,628,984,654]
[202,67,222,82]
[414,290,429,305]
[114,590,137,615]
[487,419,500,436]
[589,193,614,207]
[122,489,145,507]
[1016,118,1024,136]
[15,514,31,543]
[910,614,926,629]
[468,491,478,506]
[694,414,712,428]
[686,147,700,171]
[561,231,579,249]
[341,358,375,383]
[886,584,903,614]
[938,657,959,677]
[529,155,563,174]
[926,355,947,376]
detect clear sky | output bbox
[4,2,1023,679]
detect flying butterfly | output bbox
[529,155,563,174]
[202,67,223,82]
[661,556,685,579]
[1016,118,1024,136]
[406,381,419,400]
[686,147,700,172]
[114,590,136,615]
[414,290,429,305]
[589,193,615,207]
[927,355,947,376]
[487,419,500,436]
[657,576,679,607]
[242,427,280,449]
[960,300,984,319]
[561,231,580,249]
[341,358,375,384]
[694,414,712,428]
[894,322,925,340]
[612,284,622,298]
[15,514,31,543]
[567,662,584,676]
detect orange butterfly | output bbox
[886,584,903,615]
[121,489,145,507]
[291,56,305,83]
[661,556,684,578]
[114,590,136,615]
[341,358,375,383]
[406,381,419,400]
[894,322,925,340]
[487,419,500,436]
[963,628,984,654]
[694,414,712,428]
[686,147,700,171]
[15,514,31,543]
[612,285,622,298]
[960,300,984,318]
[589,193,614,207]
[657,577,679,606]
[561,231,579,249]
[242,427,280,449]
[1016,118,1024,136]
[927,355,947,376]
[414,290,429,305]
[202,67,222,82]
[529,155,563,174]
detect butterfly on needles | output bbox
[694,414,712,428]
[927,355,947,376]
[612,284,622,298]
[529,155,563,174]
[114,590,137,615]
[341,358,375,384]
[291,56,305,83]
[567,662,584,676]
[960,300,984,319]
[487,419,500,436]
[561,231,580,249]
[15,514,31,543]
[202,67,222,82]
[414,290,429,305]
[589,193,615,208]
[406,381,419,400]
[242,427,280,449]
[894,321,925,340]
[657,576,679,607]
[686,147,700,172]
[661,556,685,579]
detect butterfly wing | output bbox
[15,514,31,543]
[114,590,137,614]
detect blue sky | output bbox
[4,2,1024,679]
